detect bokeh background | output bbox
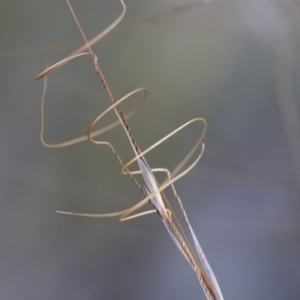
[1,0,300,299]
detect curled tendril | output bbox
[36,1,224,300]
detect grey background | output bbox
[1,0,300,299]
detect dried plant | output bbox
[35,1,224,299]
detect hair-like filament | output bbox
[36,1,224,299]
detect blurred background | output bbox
[1,0,300,299]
